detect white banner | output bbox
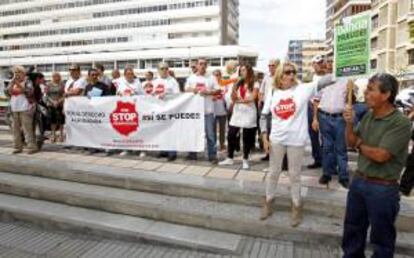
[64,94,205,152]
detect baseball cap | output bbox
[312,55,324,63]
[69,64,80,70]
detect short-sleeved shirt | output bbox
[84,81,111,97]
[115,77,144,96]
[262,82,317,146]
[356,110,412,180]
[259,75,275,102]
[64,77,87,94]
[9,79,33,112]
[185,74,220,114]
[151,77,180,96]
[230,82,260,128]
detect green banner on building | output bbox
[334,13,371,78]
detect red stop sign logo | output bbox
[110,101,139,136]
[274,98,296,120]
[155,84,165,95]
[196,83,206,92]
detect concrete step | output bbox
[0,171,412,255]
[0,154,412,233]
[0,193,243,255]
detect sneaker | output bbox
[119,151,129,156]
[339,179,349,189]
[27,149,39,155]
[139,152,146,158]
[186,153,197,161]
[209,157,219,165]
[168,155,177,162]
[88,149,99,155]
[219,158,234,166]
[260,155,269,161]
[319,175,331,185]
[157,152,168,158]
[12,149,22,154]
[307,162,322,169]
[242,159,250,170]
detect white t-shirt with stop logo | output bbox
[115,77,144,96]
[151,77,180,97]
[185,74,220,114]
[262,82,317,146]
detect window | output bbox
[408,50,414,65]
[372,15,379,30]
[371,37,378,50]
[370,59,377,69]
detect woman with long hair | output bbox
[219,64,259,170]
[259,61,329,227]
[44,72,65,142]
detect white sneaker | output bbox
[219,158,234,166]
[242,159,250,170]
[119,151,129,156]
[139,152,146,158]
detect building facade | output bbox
[0,0,257,79]
[287,40,327,81]
[326,0,371,53]
[370,0,398,73]
[368,0,414,86]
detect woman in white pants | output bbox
[259,61,323,227]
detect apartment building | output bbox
[326,0,371,53]
[287,40,328,81]
[0,0,257,79]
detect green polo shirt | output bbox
[355,109,411,180]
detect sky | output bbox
[239,0,326,70]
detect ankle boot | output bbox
[260,197,274,220]
[290,202,303,227]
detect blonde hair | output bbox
[273,61,299,89]
[12,65,25,74]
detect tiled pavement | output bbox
[0,221,413,258]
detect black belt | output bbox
[319,109,343,118]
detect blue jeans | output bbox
[189,114,217,159]
[308,103,322,164]
[319,113,348,181]
[342,177,400,258]
[205,113,217,159]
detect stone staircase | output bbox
[0,151,412,256]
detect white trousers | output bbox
[266,142,305,206]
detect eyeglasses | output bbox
[90,73,99,77]
[160,67,168,71]
[283,70,297,75]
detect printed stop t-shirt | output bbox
[185,74,220,114]
[262,82,317,146]
[114,78,144,96]
[151,77,180,96]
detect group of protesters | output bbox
[4,55,414,258]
